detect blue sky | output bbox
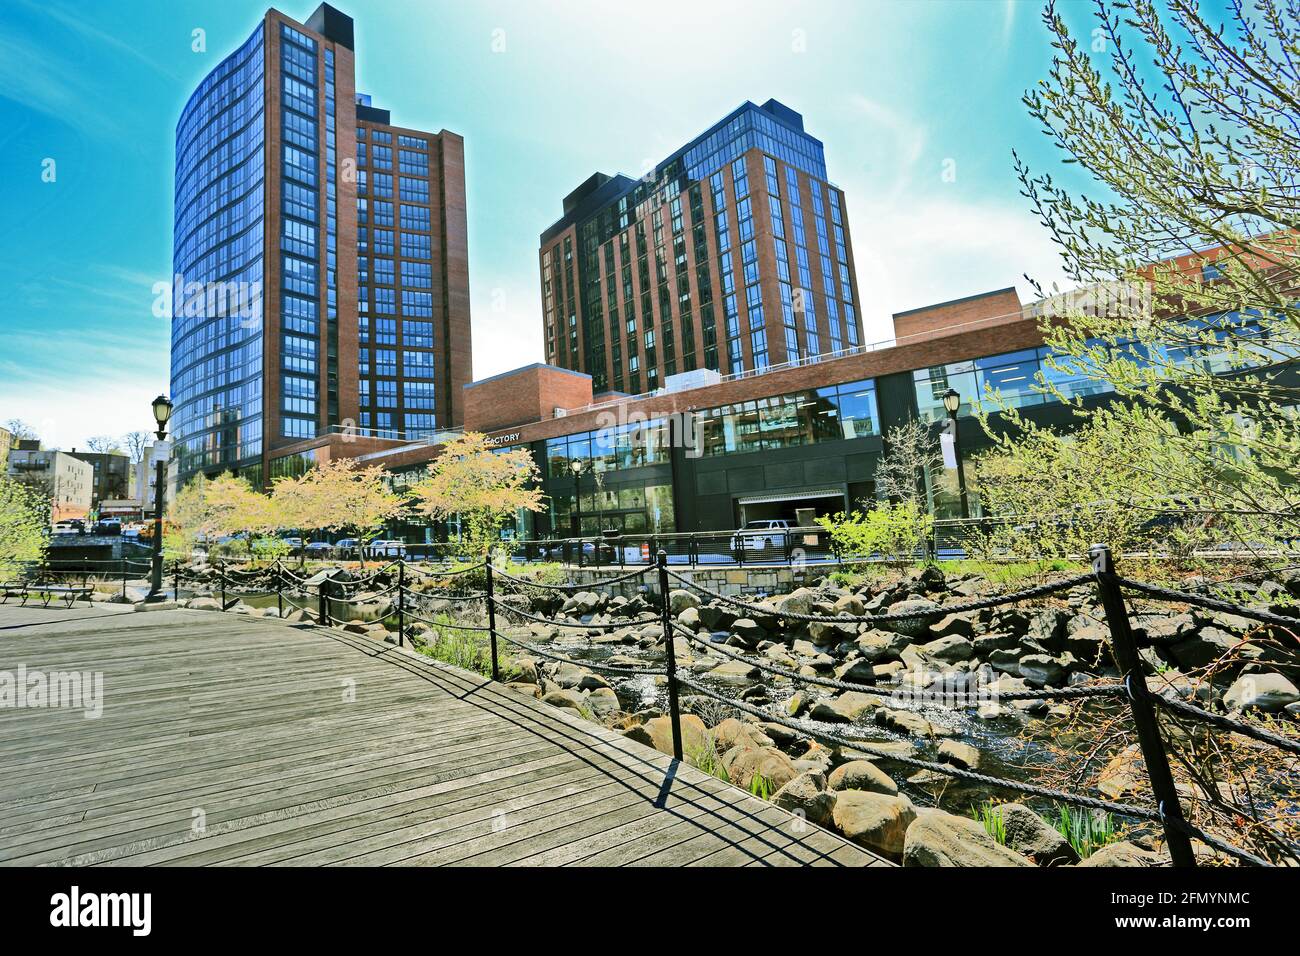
[0,0,1098,449]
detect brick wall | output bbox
[891,287,1023,342]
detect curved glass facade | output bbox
[171,23,266,481]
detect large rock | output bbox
[882,599,942,638]
[875,707,952,738]
[698,604,735,631]
[855,630,910,662]
[1019,654,1067,687]
[999,803,1079,866]
[1223,672,1300,712]
[710,717,775,753]
[669,589,700,615]
[643,714,708,757]
[777,588,817,617]
[1077,841,1166,867]
[1167,626,1257,670]
[921,635,975,664]
[936,740,981,770]
[706,659,760,683]
[771,771,836,826]
[187,596,221,611]
[902,810,1035,867]
[833,593,866,616]
[809,619,857,645]
[729,618,765,647]
[831,792,916,856]
[826,760,897,795]
[721,746,799,793]
[930,612,977,639]
[833,658,881,685]
[809,691,883,723]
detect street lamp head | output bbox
[151,394,174,438]
[569,458,585,476]
[942,388,961,415]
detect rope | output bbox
[492,563,654,591]
[320,583,400,605]
[1164,815,1275,867]
[671,622,1125,704]
[1151,694,1300,757]
[673,675,1162,820]
[493,601,643,632]
[491,629,665,677]
[1118,577,1300,631]
[664,569,1096,624]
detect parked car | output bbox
[366,539,407,558]
[121,526,142,539]
[729,519,792,553]
[53,519,84,535]
[303,541,334,557]
[282,536,304,551]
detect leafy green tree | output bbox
[408,432,544,559]
[1001,0,1300,558]
[817,501,933,567]
[0,475,48,579]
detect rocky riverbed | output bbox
[163,561,1300,865]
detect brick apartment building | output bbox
[539,99,864,397]
[171,3,470,489]
[65,450,132,507]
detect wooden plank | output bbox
[0,605,890,868]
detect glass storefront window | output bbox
[975,350,1045,411]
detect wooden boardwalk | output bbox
[0,604,890,867]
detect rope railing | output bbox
[673,674,1163,820]
[671,621,1127,704]
[664,567,1096,625]
[1118,577,1300,633]
[144,543,1298,867]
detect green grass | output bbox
[1052,805,1119,859]
[687,739,731,784]
[970,800,1119,859]
[970,800,1008,844]
[414,612,520,681]
[749,773,775,801]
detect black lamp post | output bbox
[568,458,587,567]
[149,394,173,597]
[942,387,970,520]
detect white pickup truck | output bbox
[729,519,793,553]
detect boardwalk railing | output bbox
[155,545,1300,867]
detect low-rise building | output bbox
[6,449,94,522]
[65,450,132,507]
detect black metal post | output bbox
[275,559,283,619]
[218,561,227,611]
[1090,544,1196,868]
[318,573,330,628]
[946,413,970,520]
[657,549,683,762]
[149,455,166,595]
[396,561,406,647]
[121,560,127,600]
[485,559,500,682]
